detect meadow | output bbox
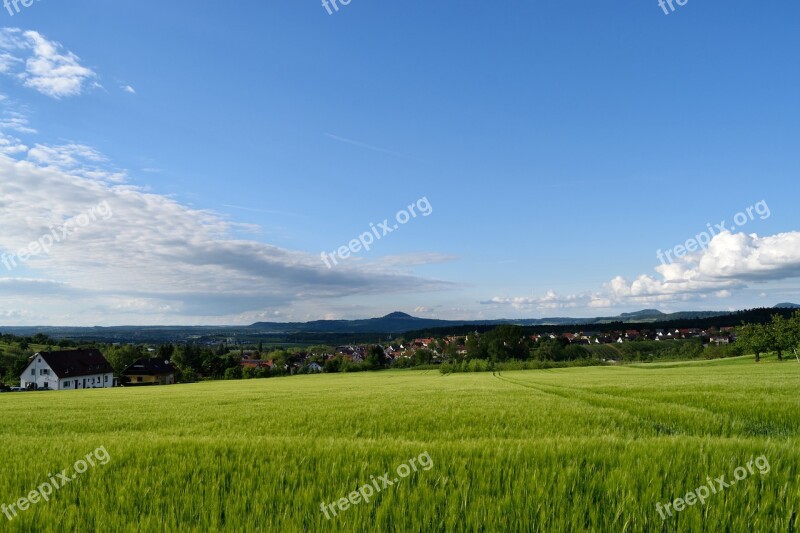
[1,355,798,532]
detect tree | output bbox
[414,348,434,366]
[202,353,239,378]
[443,342,458,361]
[772,312,800,361]
[465,333,487,360]
[157,343,175,360]
[173,344,204,374]
[736,322,771,363]
[224,366,243,380]
[271,350,289,369]
[32,333,50,345]
[366,345,387,369]
[324,356,342,373]
[105,344,145,374]
[532,338,568,361]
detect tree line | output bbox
[735,311,800,362]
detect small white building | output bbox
[20,349,115,391]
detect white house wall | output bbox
[19,357,58,390]
[58,373,114,390]
[20,355,114,390]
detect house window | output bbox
[104,375,108,382]
[31,369,35,376]
[64,381,70,388]
[41,369,49,375]
[137,377,143,383]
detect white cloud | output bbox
[0,28,97,98]
[26,142,128,183]
[0,111,36,134]
[485,230,800,313]
[0,142,454,325]
[0,132,27,155]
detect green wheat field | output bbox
[1,355,798,532]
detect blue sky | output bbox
[0,1,799,325]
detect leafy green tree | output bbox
[465,333,487,360]
[271,350,289,369]
[157,343,175,360]
[443,342,458,361]
[202,353,239,378]
[366,345,387,369]
[105,344,146,374]
[770,313,800,361]
[736,322,771,363]
[533,338,567,361]
[224,366,243,380]
[308,345,334,356]
[32,333,51,345]
[414,348,434,366]
[324,356,342,373]
[564,345,590,361]
[173,344,204,374]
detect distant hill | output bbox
[5,307,794,344]
[250,312,472,334]
[619,309,665,319]
[248,309,729,334]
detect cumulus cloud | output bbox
[485,230,800,313]
[0,28,97,98]
[0,141,454,324]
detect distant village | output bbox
[0,324,743,392]
[241,326,736,370]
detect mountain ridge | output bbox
[247,308,728,334]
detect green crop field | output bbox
[1,355,798,532]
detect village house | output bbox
[20,349,115,391]
[709,335,732,346]
[412,338,435,350]
[122,358,176,385]
[240,358,275,370]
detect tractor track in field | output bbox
[503,373,797,437]
[492,372,741,437]
[496,372,725,418]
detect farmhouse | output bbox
[20,349,115,391]
[122,358,176,385]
